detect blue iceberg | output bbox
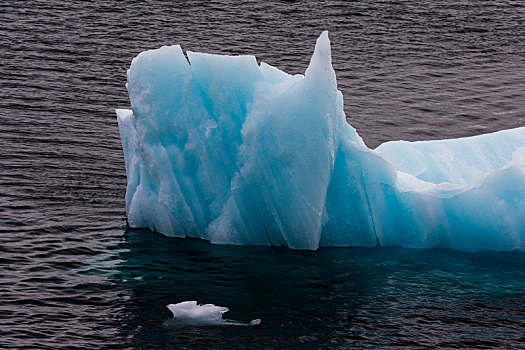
[116,32,525,251]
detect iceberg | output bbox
[116,32,525,251]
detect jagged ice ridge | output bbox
[117,32,525,250]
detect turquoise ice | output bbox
[116,32,525,250]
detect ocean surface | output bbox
[1,1,524,349]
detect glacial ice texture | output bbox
[117,32,525,251]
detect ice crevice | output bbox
[116,31,525,251]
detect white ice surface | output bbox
[165,301,260,327]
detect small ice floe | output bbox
[164,301,261,328]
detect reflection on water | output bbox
[113,229,525,349]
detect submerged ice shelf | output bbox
[117,32,525,251]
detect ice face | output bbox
[117,31,525,251]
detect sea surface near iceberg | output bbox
[1,1,525,349]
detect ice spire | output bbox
[305,31,335,84]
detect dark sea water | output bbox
[1,1,524,349]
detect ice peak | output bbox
[305,31,333,79]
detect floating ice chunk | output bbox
[248,318,262,327]
[165,301,260,327]
[117,31,525,251]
